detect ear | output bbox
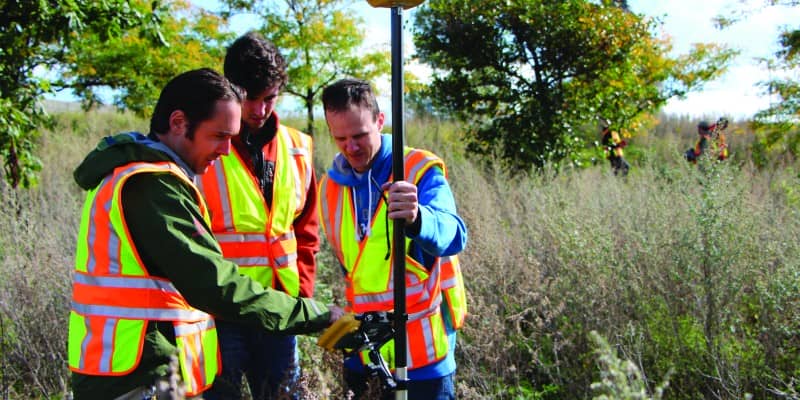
[168,110,187,136]
[376,111,385,131]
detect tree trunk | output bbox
[305,91,315,136]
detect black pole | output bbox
[390,5,408,400]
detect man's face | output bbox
[242,85,280,130]
[325,105,384,173]
[173,100,241,174]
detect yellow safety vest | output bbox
[319,148,467,369]
[69,161,219,397]
[197,125,313,296]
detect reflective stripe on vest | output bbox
[69,161,219,396]
[366,296,449,370]
[319,147,457,368]
[439,255,467,329]
[197,125,311,296]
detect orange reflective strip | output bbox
[199,152,250,232]
[88,176,116,275]
[80,316,110,373]
[183,336,203,394]
[320,176,345,263]
[405,317,432,368]
[73,283,191,310]
[218,241,270,263]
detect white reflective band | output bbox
[352,281,427,305]
[72,302,209,322]
[274,253,298,267]
[408,295,443,322]
[289,147,309,157]
[215,232,268,243]
[227,256,270,266]
[441,277,458,289]
[74,273,180,292]
[175,319,216,336]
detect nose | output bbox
[249,101,267,118]
[218,138,231,156]
[345,139,359,153]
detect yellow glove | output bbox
[317,313,360,352]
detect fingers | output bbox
[327,304,345,324]
[380,180,418,224]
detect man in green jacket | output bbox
[68,68,341,399]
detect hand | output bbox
[381,180,419,224]
[327,304,345,325]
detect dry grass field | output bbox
[1,108,798,399]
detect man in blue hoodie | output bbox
[318,78,468,399]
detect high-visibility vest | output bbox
[319,148,467,369]
[68,161,220,397]
[197,125,313,296]
[603,130,625,159]
[693,136,728,162]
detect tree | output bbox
[748,2,800,163]
[0,0,163,188]
[60,0,232,117]
[221,0,390,136]
[413,0,735,170]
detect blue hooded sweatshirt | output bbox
[326,134,468,380]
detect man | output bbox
[686,119,728,163]
[198,32,319,400]
[318,78,468,399]
[600,120,630,176]
[68,68,340,400]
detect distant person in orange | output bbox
[685,118,729,163]
[600,120,630,176]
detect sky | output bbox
[201,0,800,119]
[350,0,800,120]
[626,0,800,119]
[50,1,800,120]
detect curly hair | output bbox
[223,31,289,97]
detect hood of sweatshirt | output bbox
[327,134,393,187]
[73,132,192,191]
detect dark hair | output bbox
[321,78,381,120]
[150,68,242,138]
[224,31,288,96]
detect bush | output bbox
[2,109,799,399]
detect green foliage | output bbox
[61,0,232,116]
[412,0,734,171]
[589,331,671,400]
[751,27,800,162]
[718,2,800,165]
[222,0,390,136]
[4,111,800,398]
[0,0,163,188]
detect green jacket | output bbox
[70,133,330,399]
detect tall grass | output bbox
[1,110,799,399]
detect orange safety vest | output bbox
[603,130,625,159]
[319,148,467,369]
[197,125,313,296]
[694,133,729,161]
[68,161,220,397]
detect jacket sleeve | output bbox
[294,169,320,298]
[121,172,330,335]
[405,165,468,257]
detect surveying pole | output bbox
[365,1,424,399]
